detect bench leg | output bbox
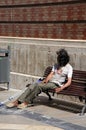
[80,104,86,116]
[44,91,52,100]
[80,99,86,116]
[7,82,9,90]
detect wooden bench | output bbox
[42,66,86,115]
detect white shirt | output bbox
[50,63,73,86]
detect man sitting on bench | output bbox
[6,49,73,109]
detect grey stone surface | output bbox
[0,88,86,130]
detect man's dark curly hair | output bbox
[56,49,70,68]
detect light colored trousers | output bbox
[18,82,58,104]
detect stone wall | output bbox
[0,36,86,103]
[0,36,86,89]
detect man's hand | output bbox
[55,87,62,93]
[42,79,47,83]
[55,77,72,93]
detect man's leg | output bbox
[38,82,57,91]
[24,82,57,103]
[24,85,42,103]
[18,83,38,103]
[6,83,38,108]
[17,83,42,108]
[17,82,58,108]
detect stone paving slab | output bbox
[0,106,86,130]
[0,124,63,130]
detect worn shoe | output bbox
[17,102,34,109]
[17,102,28,109]
[6,101,18,108]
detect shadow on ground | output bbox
[0,87,6,91]
[33,95,85,114]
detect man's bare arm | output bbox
[43,71,54,83]
[55,77,72,93]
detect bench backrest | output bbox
[43,66,52,78]
[59,70,86,97]
[73,70,86,83]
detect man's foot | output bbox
[17,102,28,109]
[6,101,18,108]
